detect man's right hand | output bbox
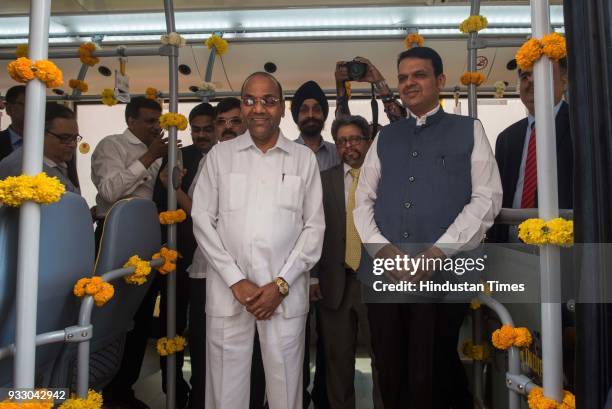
[230,279,260,306]
[375,244,410,283]
[139,137,169,168]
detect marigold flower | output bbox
[123,255,152,285]
[159,113,188,131]
[145,87,158,100]
[152,247,179,274]
[527,386,575,409]
[540,33,566,61]
[404,33,425,48]
[516,38,544,71]
[101,88,118,106]
[69,79,89,93]
[0,172,65,207]
[58,389,103,409]
[205,34,229,55]
[518,218,573,246]
[7,57,35,83]
[492,325,532,350]
[73,276,115,307]
[33,59,64,88]
[159,209,187,224]
[78,42,100,67]
[156,336,186,356]
[459,15,488,34]
[460,72,485,86]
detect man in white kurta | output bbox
[191,72,325,409]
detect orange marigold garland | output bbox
[7,57,36,82]
[404,33,425,48]
[205,34,229,55]
[7,57,63,88]
[159,209,187,224]
[69,79,89,93]
[491,324,533,350]
[516,33,566,71]
[145,87,159,100]
[528,386,575,409]
[78,42,100,67]
[152,247,179,274]
[73,276,115,307]
[460,72,486,86]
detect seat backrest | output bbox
[58,198,161,389]
[0,192,95,387]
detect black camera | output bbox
[343,59,368,81]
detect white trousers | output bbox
[205,309,306,409]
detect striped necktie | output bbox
[345,168,361,271]
[521,124,537,208]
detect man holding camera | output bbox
[335,57,406,123]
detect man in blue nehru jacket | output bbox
[354,47,502,408]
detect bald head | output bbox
[241,72,284,100]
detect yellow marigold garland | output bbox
[159,113,188,131]
[145,87,159,100]
[404,33,425,48]
[152,247,179,274]
[78,42,100,67]
[205,34,229,55]
[123,255,152,285]
[462,340,489,361]
[58,389,103,409]
[460,71,485,86]
[73,276,115,307]
[0,402,53,409]
[518,218,573,246]
[156,336,186,356]
[16,44,29,58]
[516,33,566,71]
[528,386,575,409]
[159,209,187,225]
[69,79,89,93]
[101,88,118,106]
[492,324,532,350]
[7,57,63,88]
[459,15,488,34]
[0,172,65,207]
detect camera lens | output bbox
[347,61,367,81]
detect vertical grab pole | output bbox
[467,0,480,119]
[163,0,178,407]
[13,0,52,388]
[531,0,564,402]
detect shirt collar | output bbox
[527,100,564,128]
[237,130,292,154]
[408,104,441,127]
[124,128,147,146]
[295,135,327,152]
[8,127,22,146]
[43,156,67,169]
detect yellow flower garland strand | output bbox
[459,15,488,34]
[123,255,152,285]
[515,33,566,71]
[528,386,575,409]
[0,173,65,207]
[159,113,188,131]
[101,88,118,106]
[205,34,229,55]
[404,33,425,48]
[69,79,89,93]
[159,209,187,225]
[152,247,179,275]
[460,72,486,86]
[7,57,63,88]
[462,340,489,361]
[58,389,103,409]
[518,218,573,246]
[73,276,115,307]
[156,336,186,356]
[78,42,100,67]
[491,324,532,350]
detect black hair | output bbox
[331,115,371,140]
[397,47,444,77]
[240,72,284,100]
[189,102,215,122]
[214,97,241,117]
[44,102,75,132]
[5,85,26,104]
[518,57,568,76]
[124,96,162,123]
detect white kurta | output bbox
[191,130,325,409]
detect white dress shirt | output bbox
[191,130,325,318]
[354,105,503,257]
[187,155,207,279]
[91,128,162,217]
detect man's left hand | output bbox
[246,282,284,320]
[406,246,447,283]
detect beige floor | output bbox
[134,341,376,409]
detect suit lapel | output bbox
[330,165,346,231]
[506,118,529,206]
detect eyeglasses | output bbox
[335,135,369,147]
[47,130,83,144]
[242,96,281,107]
[214,117,243,127]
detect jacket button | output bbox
[403,232,410,238]
[404,202,412,209]
[409,176,415,182]
[412,151,418,157]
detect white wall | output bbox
[2,98,528,207]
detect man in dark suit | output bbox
[152,102,217,409]
[494,57,572,242]
[313,115,383,409]
[1,85,26,160]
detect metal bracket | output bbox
[64,325,93,342]
[470,37,487,50]
[116,45,127,57]
[505,373,533,396]
[159,44,177,57]
[91,34,105,46]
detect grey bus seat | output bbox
[54,198,160,390]
[0,192,95,387]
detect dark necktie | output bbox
[521,124,537,208]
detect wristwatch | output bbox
[274,277,289,297]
